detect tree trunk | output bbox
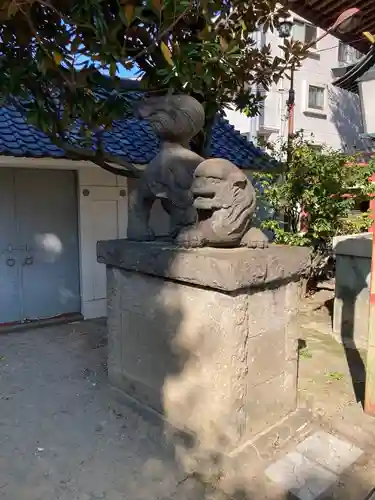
[191,114,215,158]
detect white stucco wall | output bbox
[225,14,365,152]
[0,157,128,320]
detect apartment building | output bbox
[225,14,366,152]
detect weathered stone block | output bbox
[98,240,310,467]
[333,233,371,350]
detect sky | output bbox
[74,52,141,80]
[112,65,140,79]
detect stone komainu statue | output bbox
[127,94,268,248]
[127,94,205,241]
[176,158,267,248]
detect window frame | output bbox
[292,19,318,51]
[338,40,362,65]
[307,85,325,111]
[303,81,327,117]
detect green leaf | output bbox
[219,36,228,51]
[7,1,18,17]
[240,18,247,32]
[53,52,63,65]
[151,0,163,12]
[0,0,311,173]
[160,41,173,66]
[109,61,117,77]
[123,4,135,26]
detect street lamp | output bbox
[277,18,293,39]
[275,18,294,156]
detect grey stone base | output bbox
[97,240,311,475]
[110,382,313,488]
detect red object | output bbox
[369,173,375,233]
[299,207,309,233]
[331,7,361,32]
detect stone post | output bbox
[97,240,310,474]
[333,232,372,350]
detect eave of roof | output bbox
[332,44,375,90]
[281,0,374,53]
[0,103,278,172]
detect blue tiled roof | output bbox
[0,104,275,170]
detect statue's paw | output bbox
[241,227,269,249]
[174,228,205,248]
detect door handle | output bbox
[5,244,27,252]
[23,256,34,266]
[6,257,15,267]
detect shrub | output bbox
[255,132,374,248]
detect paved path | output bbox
[0,318,374,500]
[265,430,364,500]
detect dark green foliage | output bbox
[0,0,307,173]
[255,132,374,246]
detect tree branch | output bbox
[7,93,142,179]
[127,3,193,65]
[55,139,142,179]
[91,157,142,179]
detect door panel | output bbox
[79,184,127,318]
[91,201,118,300]
[15,169,81,320]
[0,169,22,322]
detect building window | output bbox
[257,133,269,146]
[303,81,327,116]
[308,85,325,110]
[293,21,317,48]
[308,143,323,152]
[338,41,362,65]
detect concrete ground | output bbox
[294,285,375,500]
[0,320,187,500]
[1,289,375,500]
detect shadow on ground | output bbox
[333,238,368,408]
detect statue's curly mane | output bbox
[196,159,255,233]
[137,94,205,144]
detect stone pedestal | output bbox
[97,240,310,472]
[333,232,372,350]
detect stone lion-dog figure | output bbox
[127,94,204,241]
[127,93,268,248]
[175,158,268,248]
